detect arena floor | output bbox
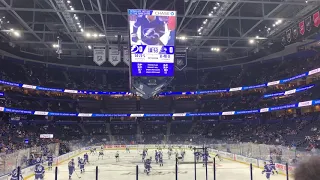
[33,149,289,180]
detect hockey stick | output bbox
[74,170,81,179]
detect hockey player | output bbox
[9,168,24,180]
[142,150,147,162]
[34,160,45,180]
[68,159,75,180]
[115,151,120,162]
[98,150,104,160]
[126,147,130,153]
[84,153,89,164]
[155,150,159,164]
[168,149,172,159]
[159,152,164,167]
[131,15,166,45]
[262,162,273,180]
[215,154,222,161]
[90,148,94,155]
[77,157,81,168]
[269,159,278,175]
[47,153,53,170]
[195,151,201,162]
[181,150,186,161]
[202,151,211,167]
[79,158,85,174]
[144,158,152,175]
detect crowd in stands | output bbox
[0,50,320,177]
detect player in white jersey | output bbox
[115,151,120,162]
[98,150,104,160]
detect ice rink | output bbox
[35,149,290,180]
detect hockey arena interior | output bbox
[1,0,320,180]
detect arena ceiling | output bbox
[0,0,319,61]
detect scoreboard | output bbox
[128,9,176,77]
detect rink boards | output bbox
[0,144,295,180]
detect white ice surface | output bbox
[37,149,290,180]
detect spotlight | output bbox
[180,36,187,40]
[249,39,255,44]
[13,31,20,37]
[88,45,92,50]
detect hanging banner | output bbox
[305,16,312,32]
[282,10,320,47]
[108,46,121,66]
[299,20,305,35]
[123,46,130,66]
[292,26,298,40]
[286,29,291,43]
[175,51,187,71]
[93,46,106,66]
[313,11,320,27]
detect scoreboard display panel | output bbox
[128,9,176,77]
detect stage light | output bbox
[13,31,20,37]
[86,33,91,37]
[249,39,255,44]
[52,44,59,48]
[88,45,92,49]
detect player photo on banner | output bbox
[93,46,106,66]
[108,46,121,66]
[123,46,130,66]
[128,9,176,77]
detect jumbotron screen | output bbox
[128,9,176,77]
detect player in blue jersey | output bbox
[47,153,53,170]
[77,157,81,168]
[34,160,45,180]
[68,159,75,180]
[269,159,278,175]
[202,151,211,167]
[84,153,89,164]
[155,150,159,164]
[142,150,147,162]
[9,168,24,180]
[262,162,273,180]
[79,158,85,173]
[194,151,201,162]
[131,15,166,45]
[144,158,152,175]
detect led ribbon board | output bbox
[128,9,176,77]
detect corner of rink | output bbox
[32,145,292,180]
